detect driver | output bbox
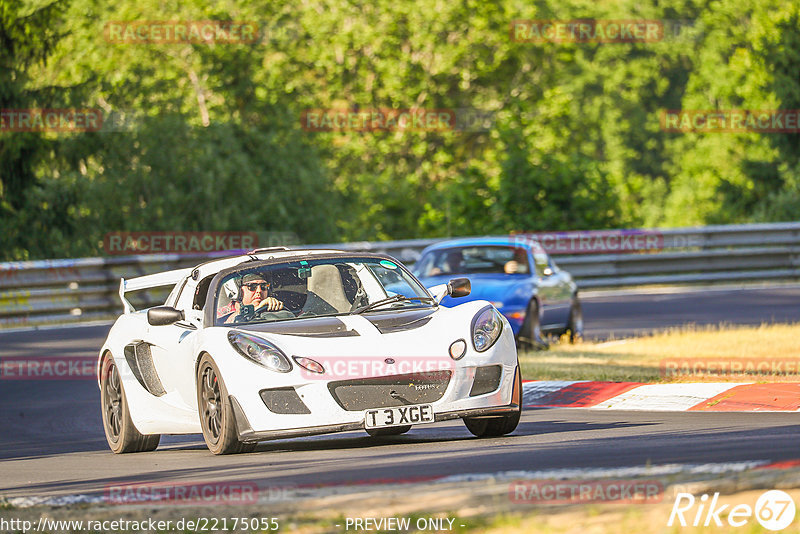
[430,249,463,276]
[504,247,530,274]
[224,273,285,323]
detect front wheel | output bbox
[565,298,584,343]
[100,357,160,454]
[196,355,256,455]
[464,365,522,438]
[518,299,548,350]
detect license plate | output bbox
[364,404,435,429]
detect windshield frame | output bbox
[203,252,434,327]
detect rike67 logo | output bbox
[668,490,796,531]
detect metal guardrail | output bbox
[1,222,799,328]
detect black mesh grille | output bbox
[328,371,451,411]
[123,343,166,396]
[469,365,502,397]
[260,387,311,414]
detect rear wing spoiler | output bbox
[119,267,194,314]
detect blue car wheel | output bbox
[519,299,547,350]
[566,298,584,343]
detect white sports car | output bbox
[98,248,521,454]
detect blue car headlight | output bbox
[471,306,503,352]
[227,331,292,372]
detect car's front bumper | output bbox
[230,398,521,443]
[210,301,520,442]
[225,332,519,442]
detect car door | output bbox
[545,255,573,327]
[531,249,569,330]
[144,276,203,412]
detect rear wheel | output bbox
[366,425,411,437]
[463,365,522,437]
[100,357,160,454]
[197,355,256,455]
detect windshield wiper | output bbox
[351,295,435,314]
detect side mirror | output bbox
[147,306,184,326]
[543,267,554,277]
[448,278,471,298]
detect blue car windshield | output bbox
[415,246,530,277]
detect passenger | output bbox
[430,250,464,276]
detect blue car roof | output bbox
[420,236,541,254]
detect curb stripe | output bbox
[526,381,643,408]
[521,381,800,411]
[688,383,800,412]
[522,380,584,406]
[592,383,745,411]
[757,459,800,470]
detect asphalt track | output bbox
[0,285,799,502]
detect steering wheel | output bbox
[233,304,256,323]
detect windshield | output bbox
[214,257,431,326]
[414,246,531,277]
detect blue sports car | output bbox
[412,236,582,347]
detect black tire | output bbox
[366,425,411,437]
[100,357,160,454]
[196,355,256,455]
[464,365,522,438]
[566,298,584,343]
[518,299,548,350]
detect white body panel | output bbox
[98,252,518,439]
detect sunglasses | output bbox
[243,282,269,291]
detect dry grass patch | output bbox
[520,323,800,383]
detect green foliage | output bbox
[498,132,618,231]
[0,0,75,259]
[1,0,799,260]
[661,0,800,224]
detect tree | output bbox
[0,0,75,259]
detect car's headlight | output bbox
[471,306,503,352]
[227,331,292,372]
